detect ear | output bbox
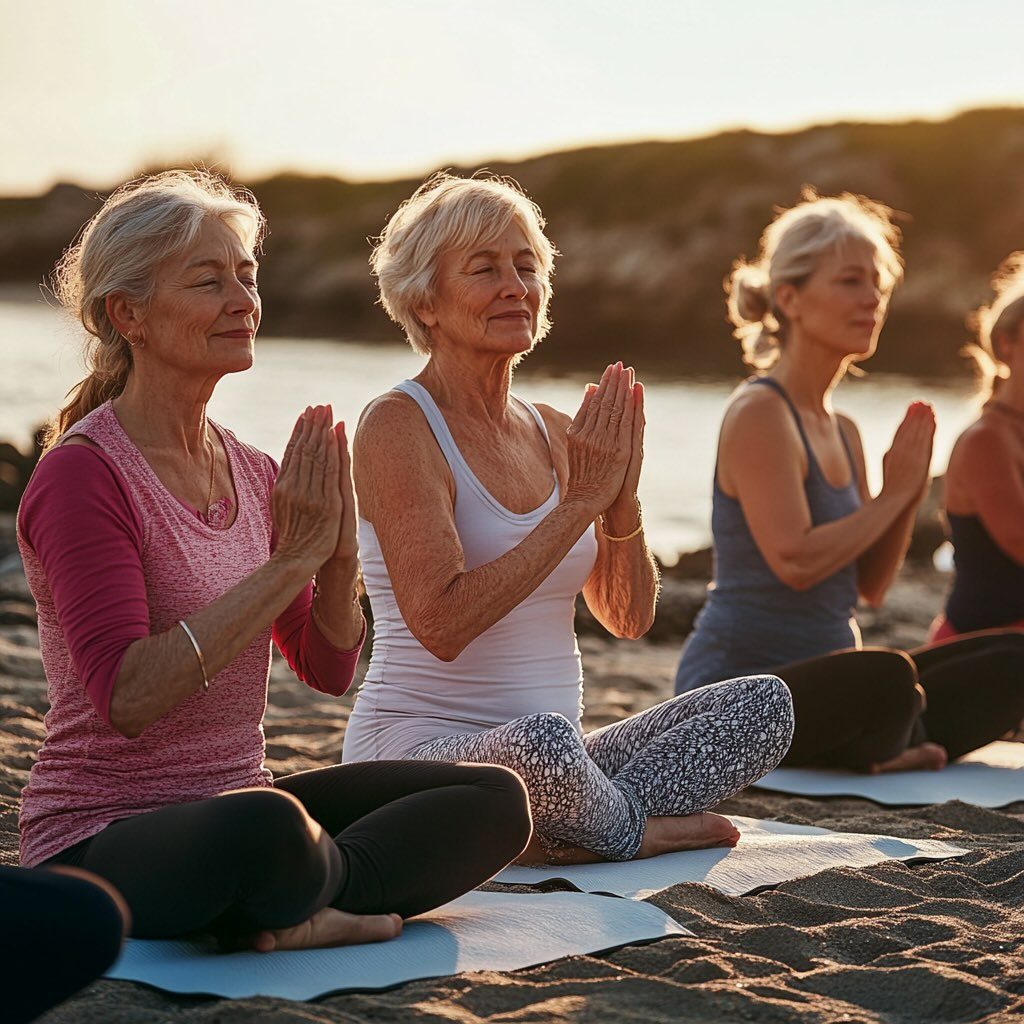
[774,281,800,322]
[105,293,145,339]
[414,298,439,330]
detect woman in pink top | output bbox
[17,171,530,951]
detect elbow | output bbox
[107,707,144,740]
[773,559,817,592]
[408,616,467,664]
[614,611,656,641]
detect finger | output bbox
[633,382,646,446]
[594,362,623,433]
[620,369,636,437]
[336,421,357,512]
[279,410,310,479]
[585,364,616,431]
[570,383,599,433]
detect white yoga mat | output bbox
[495,816,966,899]
[106,890,690,1000]
[753,741,1024,807]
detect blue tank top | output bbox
[944,513,1024,632]
[675,377,862,693]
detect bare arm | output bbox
[355,365,634,662]
[578,376,659,638]
[947,423,1024,566]
[111,407,352,736]
[719,392,932,593]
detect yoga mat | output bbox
[753,741,1024,807]
[106,890,690,1000]
[495,816,966,898]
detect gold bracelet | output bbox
[599,505,644,542]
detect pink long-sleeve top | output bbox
[17,401,363,867]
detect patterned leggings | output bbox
[410,675,794,862]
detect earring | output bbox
[126,331,145,350]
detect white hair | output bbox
[726,190,904,369]
[370,171,557,355]
[47,169,265,447]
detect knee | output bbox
[739,674,795,758]
[221,789,318,864]
[862,650,922,717]
[468,765,533,853]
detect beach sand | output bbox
[2,545,1022,1023]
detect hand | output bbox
[564,362,634,516]
[605,369,645,525]
[881,401,935,509]
[272,406,343,571]
[330,420,358,563]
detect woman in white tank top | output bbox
[344,172,794,864]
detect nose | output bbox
[226,276,258,317]
[498,263,529,300]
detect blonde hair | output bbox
[45,169,265,449]
[965,252,1024,397]
[726,190,904,370]
[370,171,557,355]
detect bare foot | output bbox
[251,908,403,953]
[635,812,740,859]
[870,742,948,774]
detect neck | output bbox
[771,335,847,414]
[991,375,1024,414]
[112,361,220,456]
[416,344,520,425]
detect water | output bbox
[1,297,979,560]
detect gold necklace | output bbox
[204,431,217,520]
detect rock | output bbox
[0,627,43,679]
[0,601,36,626]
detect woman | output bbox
[343,172,794,865]
[17,171,531,950]
[933,253,1024,639]
[674,191,1024,771]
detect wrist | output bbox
[602,495,641,535]
[269,548,321,584]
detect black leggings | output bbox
[775,630,1024,769]
[0,865,127,1024]
[46,760,531,939]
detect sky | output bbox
[2,0,1022,195]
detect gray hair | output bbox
[966,252,1024,397]
[370,171,557,355]
[47,169,265,447]
[726,190,903,369]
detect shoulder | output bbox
[531,402,571,447]
[19,443,140,549]
[720,381,799,445]
[949,416,1013,475]
[355,391,443,462]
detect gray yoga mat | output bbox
[753,741,1024,807]
[495,816,966,898]
[106,890,690,1000]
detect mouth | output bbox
[215,329,255,339]
[491,311,531,322]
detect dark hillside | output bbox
[3,107,1023,377]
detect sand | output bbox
[2,537,1023,1023]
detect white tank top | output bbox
[342,380,598,762]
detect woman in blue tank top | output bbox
[934,252,1024,640]
[675,192,1024,772]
